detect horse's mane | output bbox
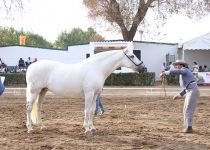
[81,50,123,64]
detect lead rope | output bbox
[162,76,166,97]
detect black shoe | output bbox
[100,110,105,115]
[182,126,193,133]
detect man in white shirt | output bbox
[26,57,32,68]
[169,62,175,70]
[192,62,199,73]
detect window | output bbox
[133,50,141,60]
[86,53,90,58]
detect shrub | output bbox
[0,72,156,87]
[166,74,179,85]
[105,72,155,86]
[0,73,26,87]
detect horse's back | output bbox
[28,59,61,72]
[26,60,63,88]
[26,60,85,96]
[26,58,107,97]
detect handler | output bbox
[160,60,200,133]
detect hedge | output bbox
[0,73,26,87]
[105,72,155,86]
[166,74,179,85]
[0,72,156,87]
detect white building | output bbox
[0,45,70,65]
[0,41,178,80]
[89,41,178,80]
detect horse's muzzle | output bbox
[137,65,147,73]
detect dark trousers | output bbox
[95,95,104,114]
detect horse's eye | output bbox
[130,55,134,58]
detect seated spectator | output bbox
[32,58,38,63]
[0,58,3,68]
[161,62,167,72]
[0,66,5,73]
[1,63,7,73]
[203,65,208,72]
[0,59,7,73]
[17,58,27,72]
[25,57,32,68]
[18,58,25,69]
[198,65,203,72]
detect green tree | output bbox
[83,0,210,41]
[54,27,104,49]
[24,32,53,48]
[0,27,53,48]
[0,28,19,45]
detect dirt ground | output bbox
[0,88,210,150]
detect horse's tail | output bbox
[30,88,47,124]
[31,95,41,124]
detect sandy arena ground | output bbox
[0,87,210,150]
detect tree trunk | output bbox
[118,0,153,41]
[121,30,135,41]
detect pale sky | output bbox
[1,0,210,43]
[160,15,210,43]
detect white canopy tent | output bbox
[182,33,210,85]
[183,33,210,70]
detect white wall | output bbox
[90,41,136,73]
[133,42,178,80]
[0,46,71,66]
[0,45,91,66]
[67,44,90,63]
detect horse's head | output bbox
[123,48,147,73]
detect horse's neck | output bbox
[96,51,124,78]
[77,51,124,79]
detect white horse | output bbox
[26,48,146,135]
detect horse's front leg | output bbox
[83,112,90,135]
[83,92,97,135]
[89,99,97,133]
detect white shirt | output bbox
[193,65,199,73]
[169,64,175,70]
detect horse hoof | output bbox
[40,125,46,130]
[85,130,92,136]
[91,128,96,133]
[27,129,33,133]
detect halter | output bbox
[123,51,144,66]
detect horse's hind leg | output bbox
[26,87,39,133]
[36,88,48,129]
